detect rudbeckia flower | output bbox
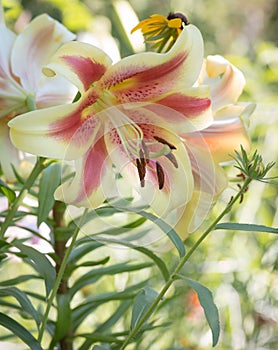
[176,55,254,236]
[0,3,75,180]
[9,24,212,216]
[131,12,189,52]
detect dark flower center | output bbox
[167,12,189,29]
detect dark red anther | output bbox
[156,161,165,190]
[136,158,146,187]
[164,152,178,168]
[153,135,177,150]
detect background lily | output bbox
[176,55,254,236]
[0,1,75,181]
[9,24,212,216]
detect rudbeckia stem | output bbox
[0,157,47,239]
[38,208,89,346]
[119,177,252,350]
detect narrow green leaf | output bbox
[49,294,71,347]
[0,287,40,327]
[131,287,158,330]
[72,281,148,330]
[0,313,42,350]
[38,163,61,225]
[215,222,278,234]
[71,262,152,297]
[0,274,40,287]
[13,242,56,296]
[68,241,103,264]
[176,275,220,347]
[114,207,186,257]
[0,179,16,204]
[92,345,110,350]
[95,237,170,281]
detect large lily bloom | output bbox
[0,3,75,180]
[9,24,212,216]
[175,55,254,236]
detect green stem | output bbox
[119,178,252,350]
[0,157,46,239]
[38,208,89,344]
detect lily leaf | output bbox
[175,274,220,347]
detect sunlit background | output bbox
[1,0,278,349]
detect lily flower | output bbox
[9,24,212,216]
[0,2,75,180]
[176,55,254,236]
[131,12,189,52]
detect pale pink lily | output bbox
[0,2,75,180]
[9,24,213,215]
[175,55,254,236]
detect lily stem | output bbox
[53,200,73,350]
[119,178,252,350]
[0,157,47,239]
[38,208,89,345]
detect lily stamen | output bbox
[156,161,165,190]
[153,135,177,150]
[164,152,178,168]
[136,157,146,187]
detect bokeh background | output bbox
[1,0,278,349]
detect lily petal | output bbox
[200,55,246,111]
[43,41,112,93]
[150,86,212,132]
[36,74,77,108]
[0,23,16,80]
[9,99,101,160]
[99,24,204,103]
[174,141,228,236]
[11,14,75,93]
[185,105,250,164]
[0,120,20,182]
[55,136,113,207]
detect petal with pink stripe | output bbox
[99,25,204,103]
[54,137,114,208]
[9,95,101,160]
[43,41,112,93]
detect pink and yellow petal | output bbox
[203,55,246,111]
[152,86,212,132]
[11,14,75,93]
[99,24,204,103]
[43,41,112,93]
[185,105,250,164]
[174,142,228,237]
[54,137,113,208]
[9,101,99,160]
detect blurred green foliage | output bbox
[1,0,277,349]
